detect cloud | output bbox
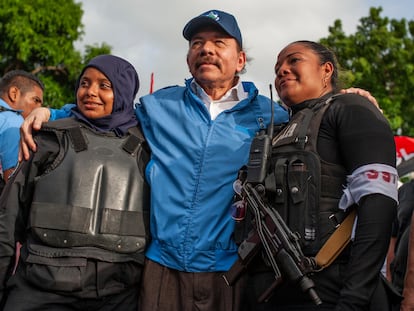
[75,0,414,100]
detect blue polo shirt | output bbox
[0,99,23,171]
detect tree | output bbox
[0,0,111,108]
[319,7,414,136]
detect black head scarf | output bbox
[72,55,139,136]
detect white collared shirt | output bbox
[191,79,249,120]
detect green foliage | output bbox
[37,74,73,108]
[0,0,112,108]
[320,7,414,136]
[83,43,112,64]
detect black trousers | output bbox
[3,272,139,311]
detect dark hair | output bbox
[293,40,340,92]
[0,70,44,96]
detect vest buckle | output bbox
[329,214,341,228]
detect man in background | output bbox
[0,70,43,184]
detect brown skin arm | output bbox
[401,213,414,310]
[18,107,50,161]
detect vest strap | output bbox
[123,127,144,155]
[67,127,88,152]
[314,209,356,269]
[0,106,19,113]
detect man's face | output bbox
[17,85,43,118]
[186,28,246,91]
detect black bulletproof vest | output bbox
[29,118,150,256]
[265,96,347,255]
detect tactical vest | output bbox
[29,118,150,257]
[265,96,347,256]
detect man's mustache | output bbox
[195,58,221,69]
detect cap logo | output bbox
[204,11,220,21]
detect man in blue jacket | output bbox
[136,10,289,311]
[0,70,43,184]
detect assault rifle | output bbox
[223,182,321,304]
[222,85,321,305]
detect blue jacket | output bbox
[0,99,23,171]
[136,79,289,272]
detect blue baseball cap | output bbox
[183,10,243,48]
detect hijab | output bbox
[72,54,139,136]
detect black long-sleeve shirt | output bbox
[305,93,397,309]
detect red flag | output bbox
[395,136,414,164]
[395,136,414,176]
[150,72,154,94]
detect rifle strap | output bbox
[314,209,357,269]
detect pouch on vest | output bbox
[265,96,345,255]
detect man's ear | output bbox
[7,86,19,103]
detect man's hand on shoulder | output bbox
[19,107,51,161]
[340,87,381,112]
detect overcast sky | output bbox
[75,0,414,101]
